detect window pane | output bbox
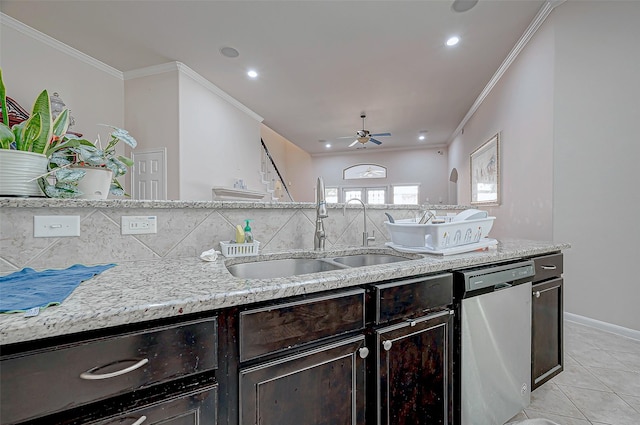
[344,190,363,202]
[393,185,419,205]
[367,189,386,205]
[325,187,338,203]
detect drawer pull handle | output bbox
[358,347,370,359]
[540,265,557,270]
[80,358,149,380]
[383,340,393,351]
[131,416,147,425]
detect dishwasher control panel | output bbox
[460,261,534,292]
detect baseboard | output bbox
[564,312,640,341]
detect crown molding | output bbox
[448,1,565,144]
[0,12,123,79]
[123,61,263,123]
[122,62,180,80]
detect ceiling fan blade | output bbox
[369,138,383,145]
[348,140,359,147]
[370,132,391,137]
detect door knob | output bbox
[358,347,370,359]
[383,340,392,351]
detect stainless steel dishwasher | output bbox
[453,260,535,425]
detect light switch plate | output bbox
[121,216,157,235]
[34,216,81,237]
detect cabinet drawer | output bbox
[0,317,217,424]
[240,289,365,362]
[533,253,563,283]
[95,384,218,425]
[374,273,453,324]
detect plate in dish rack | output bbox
[385,238,498,256]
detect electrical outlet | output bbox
[121,216,157,235]
[34,216,81,237]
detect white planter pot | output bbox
[0,150,48,197]
[74,167,113,200]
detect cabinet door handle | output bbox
[131,416,147,425]
[383,340,393,351]
[358,347,370,359]
[540,265,557,270]
[534,291,541,298]
[79,358,149,380]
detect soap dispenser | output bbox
[244,219,254,244]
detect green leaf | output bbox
[29,90,52,154]
[117,155,134,167]
[20,113,43,151]
[0,124,14,149]
[0,68,8,128]
[44,109,70,155]
[11,121,26,149]
[55,168,85,183]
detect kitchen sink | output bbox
[226,258,345,279]
[332,254,410,267]
[226,252,418,279]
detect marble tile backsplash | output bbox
[0,203,441,272]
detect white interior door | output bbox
[132,149,167,200]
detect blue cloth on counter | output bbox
[0,264,116,313]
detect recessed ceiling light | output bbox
[446,36,460,47]
[325,143,331,148]
[247,70,258,79]
[219,46,239,58]
[451,0,478,13]
[419,135,425,141]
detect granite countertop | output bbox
[0,239,569,346]
[0,198,468,210]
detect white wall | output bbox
[178,69,262,201]
[551,1,640,331]
[124,69,180,199]
[0,17,124,158]
[448,23,555,241]
[313,148,450,205]
[449,2,639,331]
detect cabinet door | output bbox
[239,336,366,425]
[376,310,453,425]
[532,277,563,389]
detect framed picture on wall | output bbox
[470,133,500,205]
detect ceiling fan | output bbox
[339,113,391,147]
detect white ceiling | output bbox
[1,0,547,154]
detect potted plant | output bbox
[0,68,71,196]
[40,125,137,199]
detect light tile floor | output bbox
[508,320,640,425]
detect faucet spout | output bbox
[314,177,328,250]
[343,198,375,247]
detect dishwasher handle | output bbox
[494,282,513,291]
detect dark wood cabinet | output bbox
[531,253,564,389]
[239,336,367,425]
[1,317,218,425]
[95,384,218,425]
[374,309,454,425]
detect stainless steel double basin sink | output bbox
[226,253,415,279]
